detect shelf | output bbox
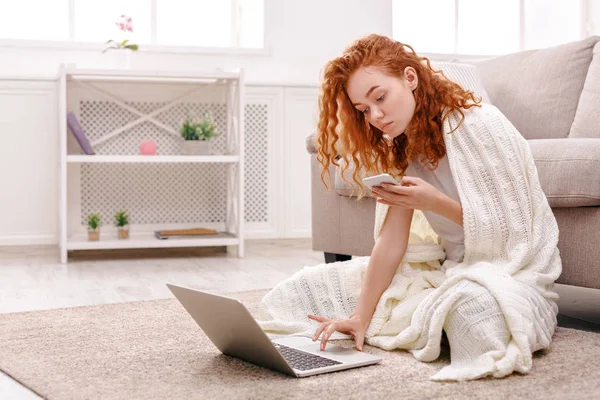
[66,231,240,251]
[59,65,245,262]
[66,155,239,163]
[64,68,240,83]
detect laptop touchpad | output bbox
[298,343,365,360]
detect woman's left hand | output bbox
[371,176,443,212]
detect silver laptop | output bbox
[166,284,381,378]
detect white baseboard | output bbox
[0,234,57,246]
[0,230,307,246]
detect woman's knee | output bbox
[445,280,510,346]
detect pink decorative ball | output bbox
[140,140,157,155]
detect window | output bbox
[524,0,581,50]
[392,0,455,54]
[392,0,597,56]
[238,0,264,48]
[157,0,233,47]
[0,0,69,41]
[74,0,152,44]
[591,0,600,35]
[0,0,264,49]
[457,0,520,54]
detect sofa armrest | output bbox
[311,155,376,256]
[306,131,318,154]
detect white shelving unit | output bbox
[57,65,245,263]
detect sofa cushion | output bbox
[529,138,600,207]
[477,36,599,140]
[570,40,600,138]
[334,138,600,206]
[431,61,491,104]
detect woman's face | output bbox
[346,65,418,139]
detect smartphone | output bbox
[361,173,399,190]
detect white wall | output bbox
[0,0,393,85]
[0,1,393,248]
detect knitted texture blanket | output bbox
[257,104,562,381]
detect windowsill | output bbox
[0,73,322,86]
[419,52,496,62]
[0,38,271,57]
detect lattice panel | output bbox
[79,101,227,155]
[79,101,268,225]
[81,163,228,225]
[244,104,268,223]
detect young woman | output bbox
[258,34,562,381]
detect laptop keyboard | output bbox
[273,343,342,371]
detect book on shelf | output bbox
[154,228,219,240]
[66,112,95,155]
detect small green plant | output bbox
[180,114,220,141]
[87,214,101,230]
[114,210,129,227]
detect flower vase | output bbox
[108,50,133,69]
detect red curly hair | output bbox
[317,34,481,197]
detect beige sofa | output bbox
[306,36,600,292]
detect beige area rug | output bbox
[1,290,599,400]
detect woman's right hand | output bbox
[308,314,367,351]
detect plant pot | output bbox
[182,140,212,155]
[106,49,134,69]
[117,226,130,239]
[88,229,100,241]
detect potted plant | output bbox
[114,210,130,239]
[87,213,102,241]
[180,114,220,155]
[103,14,139,69]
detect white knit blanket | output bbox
[257,104,562,381]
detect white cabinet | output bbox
[0,80,58,245]
[57,67,245,262]
[283,87,319,238]
[0,77,320,249]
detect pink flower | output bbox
[105,14,139,52]
[115,15,134,33]
[116,15,133,29]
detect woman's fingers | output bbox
[354,332,365,351]
[312,321,331,341]
[319,321,353,350]
[314,320,366,352]
[379,182,411,195]
[309,314,331,341]
[374,187,409,204]
[307,314,329,323]
[400,176,420,186]
[320,324,337,350]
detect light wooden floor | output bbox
[0,239,324,399]
[1,239,598,399]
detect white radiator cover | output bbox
[78,101,268,226]
[0,80,317,245]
